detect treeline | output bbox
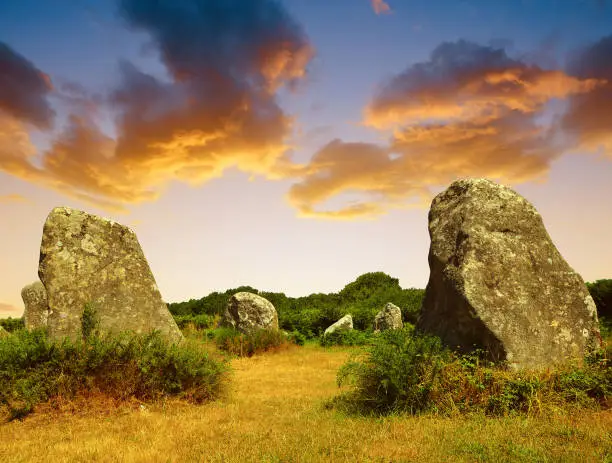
[168,272,425,337]
[2,275,611,337]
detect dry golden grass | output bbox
[1,343,610,462]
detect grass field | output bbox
[0,342,610,462]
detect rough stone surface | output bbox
[21,281,49,331]
[373,302,403,333]
[38,207,182,343]
[324,314,353,336]
[416,178,600,370]
[222,292,279,333]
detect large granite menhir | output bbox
[416,178,600,370]
[38,207,182,343]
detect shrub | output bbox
[335,327,611,416]
[173,313,214,331]
[0,317,25,333]
[320,329,375,348]
[215,327,293,357]
[0,329,228,421]
[287,330,306,346]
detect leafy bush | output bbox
[335,328,611,416]
[0,329,228,421]
[173,313,214,331]
[587,279,612,319]
[215,327,293,357]
[81,303,100,340]
[0,317,25,333]
[286,330,306,346]
[320,329,375,347]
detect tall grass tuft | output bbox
[0,329,228,421]
[214,327,293,357]
[335,327,611,416]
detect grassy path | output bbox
[1,343,611,462]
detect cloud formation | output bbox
[289,40,605,219]
[0,42,55,129]
[371,0,391,15]
[0,0,313,212]
[562,34,612,156]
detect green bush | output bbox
[335,327,611,416]
[215,327,292,357]
[320,329,375,347]
[0,329,228,421]
[0,317,25,333]
[173,313,214,331]
[287,330,306,346]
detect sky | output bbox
[1,0,612,318]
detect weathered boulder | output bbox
[324,314,353,336]
[416,178,600,370]
[222,292,278,333]
[38,207,182,343]
[373,302,403,333]
[21,281,49,330]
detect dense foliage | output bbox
[319,329,376,347]
[168,272,425,338]
[334,327,611,416]
[587,279,612,319]
[0,329,228,421]
[0,317,24,333]
[213,327,295,357]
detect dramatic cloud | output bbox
[562,35,612,156]
[0,0,313,212]
[365,40,600,129]
[291,40,604,219]
[371,0,391,15]
[0,42,55,129]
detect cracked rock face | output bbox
[373,302,403,333]
[38,207,182,343]
[21,280,49,330]
[222,292,278,334]
[416,178,601,370]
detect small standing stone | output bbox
[373,302,403,333]
[21,281,49,330]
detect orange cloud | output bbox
[561,35,612,156]
[371,0,391,15]
[289,40,605,220]
[0,2,314,213]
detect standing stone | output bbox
[222,292,279,334]
[21,281,49,330]
[38,207,182,343]
[373,302,403,333]
[324,314,353,336]
[416,178,600,370]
